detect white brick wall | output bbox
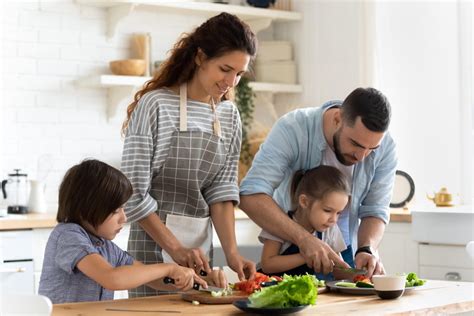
[0,0,205,211]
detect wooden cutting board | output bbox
[181,287,327,305]
[181,290,248,304]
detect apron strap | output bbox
[179,83,187,132]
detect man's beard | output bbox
[333,129,354,166]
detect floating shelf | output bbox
[77,74,302,120]
[76,0,302,36]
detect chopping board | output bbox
[181,290,248,304]
[181,287,328,305]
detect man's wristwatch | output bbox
[355,246,373,256]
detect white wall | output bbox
[289,1,471,206]
[375,1,468,205]
[0,1,208,210]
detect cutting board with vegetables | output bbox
[181,286,327,304]
[181,290,248,304]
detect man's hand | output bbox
[298,235,350,274]
[354,252,385,278]
[171,246,212,275]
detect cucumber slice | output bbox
[335,281,357,288]
[356,281,374,288]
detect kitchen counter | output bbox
[52,280,473,315]
[0,213,57,231]
[0,209,411,231]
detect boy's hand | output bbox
[168,265,207,291]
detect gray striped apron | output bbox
[128,84,226,297]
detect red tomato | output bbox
[271,275,283,282]
[353,274,367,282]
[233,272,273,294]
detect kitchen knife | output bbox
[333,266,368,275]
[163,277,224,293]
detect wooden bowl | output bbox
[109,59,146,76]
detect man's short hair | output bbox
[341,87,391,132]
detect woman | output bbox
[121,12,258,297]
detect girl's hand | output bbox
[168,265,207,291]
[226,253,256,281]
[205,268,227,289]
[171,246,212,275]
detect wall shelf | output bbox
[76,0,302,37]
[76,74,302,120]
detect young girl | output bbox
[258,165,350,280]
[38,159,223,304]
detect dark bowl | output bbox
[375,289,405,299]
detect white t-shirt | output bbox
[321,146,354,246]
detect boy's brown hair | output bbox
[57,159,132,228]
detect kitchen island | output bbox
[52,280,473,315]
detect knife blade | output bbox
[163,277,224,293]
[333,266,368,275]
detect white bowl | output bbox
[372,275,405,299]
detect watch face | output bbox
[390,170,415,208]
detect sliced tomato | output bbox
[271,275,283,282]
[353,274,368,283]
[232,272,274,294]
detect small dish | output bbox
[232,300,309,315]
[372,275,406,299]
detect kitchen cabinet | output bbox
[0,230,35,295]
[412,207,474,282]
[419,244,474,282]
[378,221,419,275]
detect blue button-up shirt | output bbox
[240,101,397,251]
[39,223,134,304]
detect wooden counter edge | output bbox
[0,213,57,230]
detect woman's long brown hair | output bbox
[121,12,257,135]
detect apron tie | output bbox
[210,97,222,137]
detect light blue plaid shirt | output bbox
[39,223,134,304]
[240,101,397,251]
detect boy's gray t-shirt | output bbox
[38,222,134,304]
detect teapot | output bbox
[426,187,453,207]
[1,169,29,214]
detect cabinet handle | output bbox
[0,267,26,273]
[445,272,461,281]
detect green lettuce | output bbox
[248,274,318,308]
[405,272,426,287]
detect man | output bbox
[239,87,396,278]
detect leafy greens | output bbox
[248,274,318,308]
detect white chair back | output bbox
[0,294,52,316]
[466,241,474,260]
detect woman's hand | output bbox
[226,252,256,281]
[171,246,212,275]
[204,268,228,288]
[168,265,207,291]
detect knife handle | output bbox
[164,276,200,290]
[164,277,174,284]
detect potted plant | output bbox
[235,77,255,180]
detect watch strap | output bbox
[355,246,373,256]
